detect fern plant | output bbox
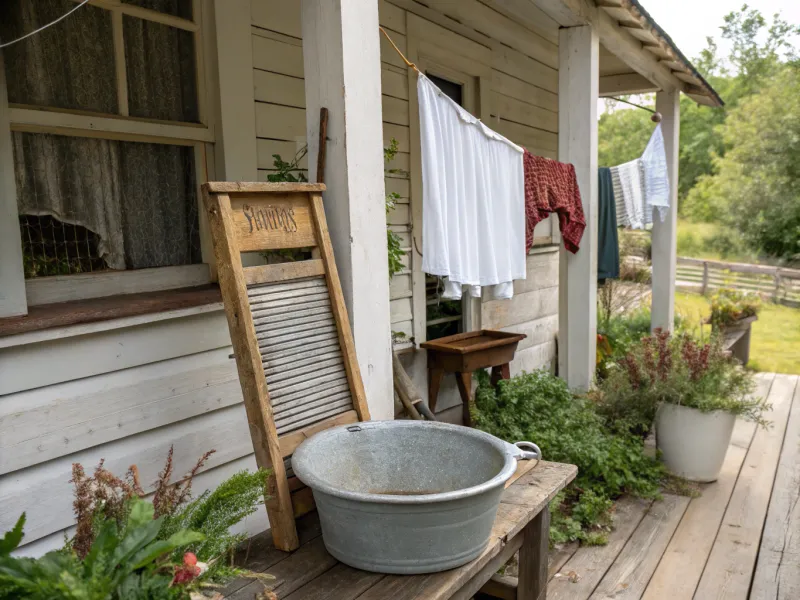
[0,500,204,600]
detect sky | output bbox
[642,0,800,63]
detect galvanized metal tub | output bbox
[291,420,540,574]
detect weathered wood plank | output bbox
[549,496,653,600]
[517,508,550,600]
[222,512,322,598]
[203,189,299,551]
[750,377,800,600]
[588,494,690,599]
[243,261,325,285]
[694,374,798,600]
[309,194,371,422]
[1,351,240,474]
[642,445,749,599]
[283,563,384,600]
[226,536,337,600]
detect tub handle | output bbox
[514,441,542,461]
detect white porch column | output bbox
[301,0,394,420]
[651,90,680,331]
[557,25,599,391]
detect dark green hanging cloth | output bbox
[598,167,620,281]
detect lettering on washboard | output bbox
[242,204,298,233]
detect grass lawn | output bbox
[675,292,800,375]
[676,220,761,264]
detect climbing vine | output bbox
[268,140,406,278]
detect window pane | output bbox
[119,142,200,269]
[13,132,201,276]
[124,16,199,122]
[122,0,193,20]
[0,0,117,113]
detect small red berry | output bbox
[183,552,198,567]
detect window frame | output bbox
[2,0,217,308]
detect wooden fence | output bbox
[676,257,800,307]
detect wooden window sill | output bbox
[0,285,222,340]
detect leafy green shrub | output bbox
[0,499,204,600]
[710,288,761,327]
[595,329,769,434]
[472,370,663,544]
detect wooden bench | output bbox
[221,461,576,600]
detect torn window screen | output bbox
[20,215,106,278]
[13,132,201,277]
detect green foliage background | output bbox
[599,5,800,263]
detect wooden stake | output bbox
[316,107,328,184]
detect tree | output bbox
[688,65,800,261]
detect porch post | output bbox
[300,0,394,420]
[557,25,599,391]
[651,90,680,331]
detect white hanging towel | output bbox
[417,73,525,300]
[641,123,671,222]
[610,158,647,229]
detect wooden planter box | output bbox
[716,315,757,366]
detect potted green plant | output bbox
[595,330,768,482]
[709,288,761,364]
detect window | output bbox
[424,73,465,342]
[0,0,211,295]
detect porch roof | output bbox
[622,0,724,107]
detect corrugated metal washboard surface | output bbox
[247,275,353,435]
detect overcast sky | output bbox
[642,0,800,63]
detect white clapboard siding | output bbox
[0,310,231,396]
[1,403,256,545]
[502,314,559,354]
[0,348,241,475]
[252,32,303,78]
[252,0,301,38]
[254,70,305,107]
[491,91,558,134]
[14,451,267,557]
[382,66,410,100]
[491,41,558,94]
[483,285,559,330]
[510,341,558,375]
[492,70,558,113]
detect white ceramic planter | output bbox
[655,403,736,482]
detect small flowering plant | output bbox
[595,329,769,435]
[709,288,761,328]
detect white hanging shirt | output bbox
[642,124,671,222]
[417,73,526,300]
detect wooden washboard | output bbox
[202,182,370,551]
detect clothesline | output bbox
[379,27,419,73]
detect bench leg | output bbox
[517,507,550,600]
[455,371,473,427]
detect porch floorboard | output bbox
[547,372,799,600]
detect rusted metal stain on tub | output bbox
[242,204,298,234]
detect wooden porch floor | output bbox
[545,372,800,600]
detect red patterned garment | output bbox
[523,150,586,253]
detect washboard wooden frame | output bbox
[202,182,371,551]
